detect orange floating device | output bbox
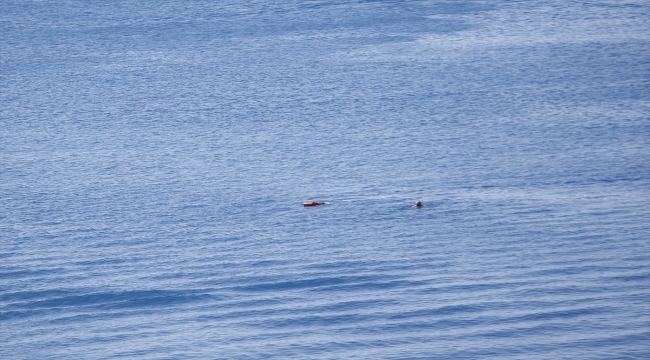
[303,201,325,207]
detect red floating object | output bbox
[303,201,325,207]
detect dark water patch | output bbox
[302,298,397,313]
[476,322,582,339]
[196,308,277,323]
[304,259,393,270]
[503,306,610,324]
[2,289,215,314]
[517,284,615,298]
[415,281,526,296]
[388,303,487,320]
[0,308,58,322]
[73,257,130,267]
[0,267,67,280]
[522,264,616,278]
[232,275,390,292]
[255,312,375,329]
[318,278,432,292]
[608,272,650,283]
[0,289,73,304]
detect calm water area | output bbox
[1,1,649,358]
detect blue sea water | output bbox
[1,0,649,358]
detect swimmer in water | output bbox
[412,201,425,208]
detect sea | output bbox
[1,1,649,359]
